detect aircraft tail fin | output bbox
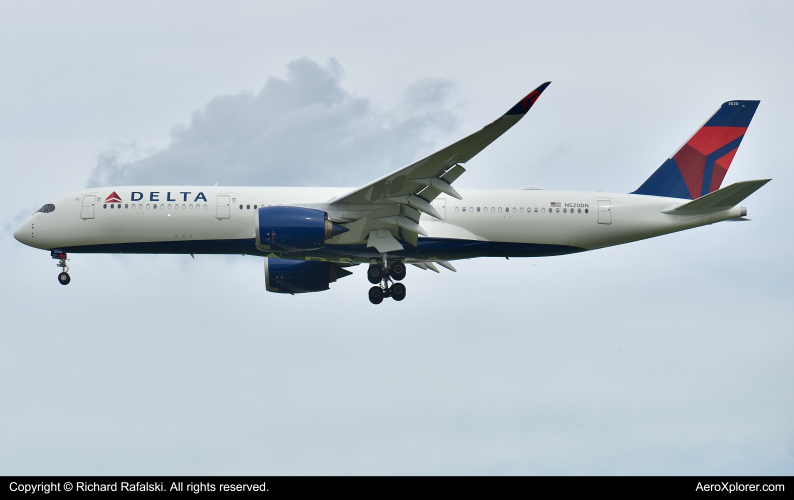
[632,100,760,199]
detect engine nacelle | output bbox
[264,258,353,294]
[255,206,348,252]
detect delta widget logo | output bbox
[105,192,122,203]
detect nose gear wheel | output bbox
[55,254,70,285]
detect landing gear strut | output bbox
[54,251,70,285]
[367,255,407,304]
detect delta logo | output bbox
[105,191,122,203]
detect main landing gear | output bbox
[367,256,406,304]
[55,252,70,285]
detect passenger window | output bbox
[534,208,538,213]
[491,207,495,212]
[124,204,128,209]
[168,204,172,209]
[254,205,257,209]
[455,207,459,212]
[477,207,480,212]
[585,208,589,213]
[578,208,581,213]
[146,204,151,209]
[512,207,516,213]
[541,208,545,213]
[556,208,559,213]
[469,207,473,212]
[563,208,567,213]
[498,207,502,212]
[520,208,524,213]
[103,204,107,209]
[203,205,207,210]
[153,204,157,209]
[462,207,466,212]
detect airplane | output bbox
[14,82,770,304]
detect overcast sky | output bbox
[1,0,792,475]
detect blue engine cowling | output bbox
[255,206,348,252]
[265,258,353,294]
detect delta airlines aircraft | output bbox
[14,83,769,304]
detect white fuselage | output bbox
[14,186,744,262]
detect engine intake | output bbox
[255,206,348,252]
[264,258,353,294]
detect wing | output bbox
[326,82,551,252]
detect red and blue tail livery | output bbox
[633,100,760,199]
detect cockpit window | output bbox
[36,204,55,213]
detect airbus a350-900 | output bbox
[14,82,769,304]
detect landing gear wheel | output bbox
[368,286,384,304]
[391,282,406,301]
[367,265,384,284]
[58,272,71,285]
[389,262,406,281]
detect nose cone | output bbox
[13,221,25,243]
[13,216,36,247]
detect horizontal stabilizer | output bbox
[662,179,770,214]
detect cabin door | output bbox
[216,195,231,219]
[80,195,96,219]
[597,200,612,224]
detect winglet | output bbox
[505,81,552,116]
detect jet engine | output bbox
[264,258,353,294]
[255,206,348,252]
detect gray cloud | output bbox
[87,58,460,189]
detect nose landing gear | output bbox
[52,250,70,285]
[367,255,407,304]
